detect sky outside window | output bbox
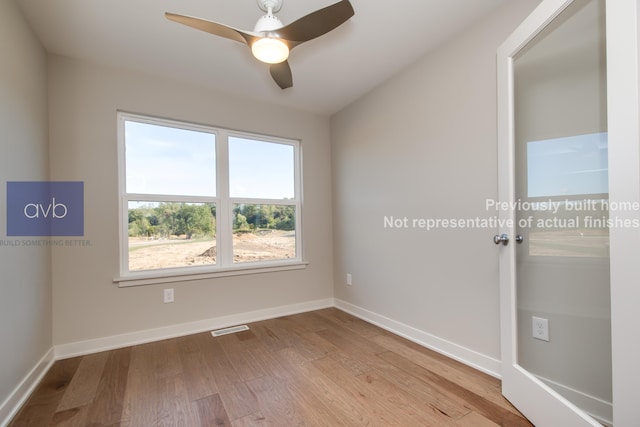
[125,121,216,197]
[125,123,295,200]
[229,136,295,199]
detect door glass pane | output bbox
[513,0,611,422]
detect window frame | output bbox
[115,112,305,286]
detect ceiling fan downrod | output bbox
[257,0,282,15]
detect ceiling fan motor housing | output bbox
[254,14,284,33]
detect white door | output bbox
[497,0,612,425]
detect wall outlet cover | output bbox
[532,316,549,341]
[163,288,175,303]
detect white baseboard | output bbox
[55,298,334,359]
[537,375,613,427]
[334,299,502,378]
[0,347,55,427]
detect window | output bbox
[117,112,302,283]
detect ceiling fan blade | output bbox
[165,12,260,46]
[275,0,354,43]
[270,61,293,89]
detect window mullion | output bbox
[294,143,303,260]
[217,131,232,267]
[230,197,298,206]
[125,194,218,204]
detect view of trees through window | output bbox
[127,202,296,270]
[232,204,296,263]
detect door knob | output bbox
[494,234,509,245]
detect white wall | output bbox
[0,0,51,420]
[331,0,540,373]
[47,55,334,347]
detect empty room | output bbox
[1,0,639,425]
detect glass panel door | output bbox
[498,0,612,425]
[514,2,611,421]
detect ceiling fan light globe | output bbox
[252,38,289,64]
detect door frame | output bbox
[605,1,640,426]
[497,0,610,425]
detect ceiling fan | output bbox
[166,0,354,90]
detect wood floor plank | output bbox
[223,345,270,382]
[231,412,268,426]
[273,347,375,426]
[288,328,344,362]
[213,382,259,422]
[248,320,296,353]
[9,309,533,427]
[316,324,388,357]
[246,345,298,384]
[120,344,159,427]
[285,380,351,427]
[156,374,200,427]
[215,329,261,354]
[83,347,131,426]
[378,350,533,426]
[251,318,328,361]
[312,354,439,427]
[315,329,471,421]
[56,351,109,412]
[281,310,333,333]
[195,333,242,388]
[153,338,183,379]
[316,307,388,338]
[9,357,81,427]
[371,333,518,413]
[175,333,219,401]
[366,353,472,420]
[198,334,260,421]
[252,344,348,426]
[193,394,231,427]
[357,370,460,426]
[314,330,474,421]
[245,375,307,425]
[456,410,502,427]
[50,405,90,427]
[310,329,377,377]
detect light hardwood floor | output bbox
[9,308,532,426]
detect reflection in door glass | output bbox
[527,132,608,198]
[526,132,609,258]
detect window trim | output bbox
[115,112,304,285]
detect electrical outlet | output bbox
[163,288,174,303]
[532,316,549,341]
[346,273,352,285]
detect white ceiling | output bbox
[16,0,509,116]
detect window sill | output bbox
[114,260,309,287]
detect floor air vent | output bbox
[211,324,249,337]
